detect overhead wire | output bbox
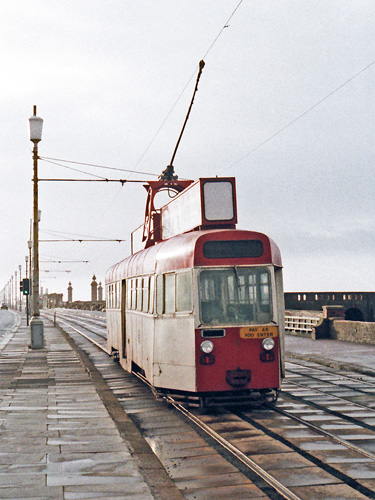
[35,2,245,252]
[39,156,158,177]
[221,58,375,173]
[40,158,108,179]
[41,229,123,240]
[132,0,244,171]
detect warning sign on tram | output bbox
[240,326,278,339]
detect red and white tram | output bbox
[106,177,285,406]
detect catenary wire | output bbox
[41,229,122,239]
[39,158,108,179]
[39,156,158,177]
[221,58,375,173]
[132,0,244,171]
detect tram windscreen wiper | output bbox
[233,265,240,287]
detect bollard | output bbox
[54,311,56,327]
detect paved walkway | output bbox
[285,334,375,376]
[1,314,374,499]
[0,318,182,500]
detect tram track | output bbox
[45,311,304,499]
[42,310,108,350]
[285,360,375,404]
[286,360,375,396]
[42,309,375,499]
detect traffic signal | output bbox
[23,278,30,296]
[20,280,23,293]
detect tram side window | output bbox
[149,275,155,314]
[131,279,136,310]
[176,271,193,312]
[156,271,192,315]
[109,284,113,309]
[142,277,149,312]
[117,281,121,309]
[164,273,175,313]
[126,280,131,309]
[156,275,163,315]
[136,278,142,311]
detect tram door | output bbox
[121,280,127,359]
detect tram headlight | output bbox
[262,337,275,351]
[200,340,214,354]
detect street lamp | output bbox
[29,105,44,349]
[25,255,30,325]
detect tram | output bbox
[106,177,285,407]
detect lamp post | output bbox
[15,270,18,311]
[27,240,32,316]
[19,265,22,311]
[25,255,29,325]
[29,105,44,349]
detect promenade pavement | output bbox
[0,315,183,500]
[1,310,374,500]
[285,334,375,376]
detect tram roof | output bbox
[105,229,282,284]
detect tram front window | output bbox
[199,267,273,325]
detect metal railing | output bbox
[285,315,321,333]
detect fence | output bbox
[285,315,321,334]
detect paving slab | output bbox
[290,482,370,500]
[285,334,375,376]
[0,318,184,500]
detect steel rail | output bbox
[286,358,375,387]
[165,395,303,500]
[45,312,302,499]
[45,311,369,498]
[266,401,375,461]
[52,312,107,340]
[283,377,375,415]
[42,312,110,354]
[58,318,110,354]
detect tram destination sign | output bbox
[161,177,238,240]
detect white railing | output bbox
[285,315,321,333]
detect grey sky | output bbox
[1,1,374,301]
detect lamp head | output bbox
[29,105,43,144]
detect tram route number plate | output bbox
[240,326,278,339]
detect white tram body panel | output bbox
[153,315,196,391]
[105,229,285,399]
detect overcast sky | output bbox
[1,1,374,301]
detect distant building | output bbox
[65,274,105,311]
[91,275,98,302]
[42,293,63,309]
[285,292,375,322]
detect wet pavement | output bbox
[0,316,183,500]
[1,313,375,499]
[0,309,20,351]
[285,334,375,376]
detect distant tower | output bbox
[67,282,73,302]
[98,281,103,301]
[91,275,98,302]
